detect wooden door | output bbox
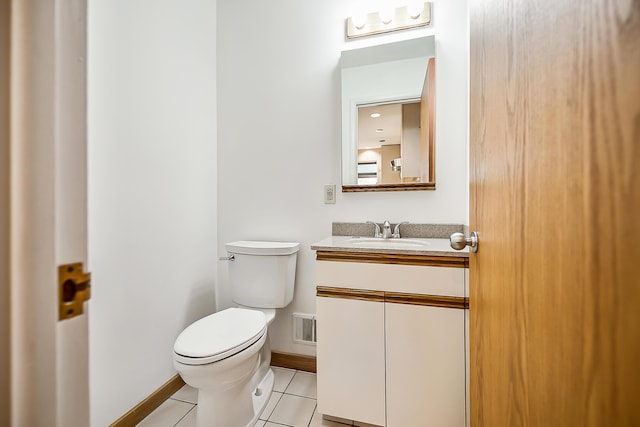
[469,0,640,426]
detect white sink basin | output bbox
[347,237,429,248]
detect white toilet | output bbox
[173,240,299,427]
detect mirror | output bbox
[340,36,435,192]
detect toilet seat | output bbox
[174,308,267,366]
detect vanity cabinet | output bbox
[385,301,465,427]
[315,252,468,427]
[316,293,386,425]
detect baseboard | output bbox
[110,374,185,427]
[271,351,317,373]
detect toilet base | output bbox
[248,368,275,426]
[194,367,274,427]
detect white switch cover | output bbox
[324,184,336,204]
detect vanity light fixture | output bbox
[346,2,431,39]
[370,112,381,118]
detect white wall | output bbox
[88,1,217,425]
[85,0,467,421]
[217,0,469,355]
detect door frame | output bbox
[4,1,89,425]
[9,0,59,423]
[1,0,10,424]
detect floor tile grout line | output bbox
[173,404,196,427]
[281,370,316,399]
[281,391,317,400]
[306,403,318,427]
[281,371,296,394]
[269,369,316,426]
[260,390,285,421]
[169,397,197,405]
[267,393,317,427]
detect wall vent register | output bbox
[293,313,317,345]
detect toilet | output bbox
[173,240,299,427]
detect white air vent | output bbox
[293,313,317,345]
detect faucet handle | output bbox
[392,222,409,238]
[366,221,382,238]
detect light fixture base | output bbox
[346,2,431,39]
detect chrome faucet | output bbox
[382,220,393,238]
[366,221,382,238]
[392,222,409,238]
[367,220,409,238]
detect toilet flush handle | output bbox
[219,254,235,261]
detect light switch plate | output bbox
[324,184,336,204]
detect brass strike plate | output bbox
[59,262,91,321]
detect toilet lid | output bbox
[174,308,267,365]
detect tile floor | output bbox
[137,367,360,427]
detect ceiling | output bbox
[357,101,419,149]
[357,103,401,149]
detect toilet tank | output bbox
[225,241,299,308]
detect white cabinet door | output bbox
[317,296,386,426]
[386,303,466,427]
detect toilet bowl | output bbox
[173,241,299,427]
[174,308,271,427]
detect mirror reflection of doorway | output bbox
[357,161,377,185]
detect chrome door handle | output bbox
[450,231,479,253]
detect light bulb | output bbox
[351,13,367,30]
[408,2,423,19]
[379,8,394,25]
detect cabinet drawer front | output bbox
[317,260,465,297]
[316,296,386,426]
